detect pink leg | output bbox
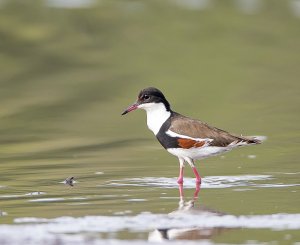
[192,167,201,184]
[177,167,184,184]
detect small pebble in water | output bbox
[64,176,75,187]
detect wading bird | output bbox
[122,87,264,184]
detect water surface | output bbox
[0,1,300,244]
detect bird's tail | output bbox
[229,135,267,147]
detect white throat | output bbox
[138,102,171,135]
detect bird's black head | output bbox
[137,87,170,110]
[122,87,171,115]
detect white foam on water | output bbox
[0,194,28,198]
[0,191,46,199]
[25,192,46,196]
[1,211,299,245]
[105,175,292,189]
[69,197,87,200]
[284,172,300,175]
[28,198,65,202]
[127,199,147,202]
[255,184,299,188]
[0,233,227,245]
[13,212,300,232]
[27,196,89,203]
[114,210,132,215]
[95,171,104,175]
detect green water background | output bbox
[0,0,299,243]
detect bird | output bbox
[121,87,264,184]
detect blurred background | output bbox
[0,0,299,144]
[0,0,300,244]
[0,1,300,243]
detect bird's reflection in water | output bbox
[148,183,228,241]
[177,182,202,213]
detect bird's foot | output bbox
[192,167,201,184]
[177,166,184,184]
[177,177,184,184]
[195,177,201,184]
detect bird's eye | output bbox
[143,95,150,100]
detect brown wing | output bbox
[169,113,253,147]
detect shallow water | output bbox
[1,1,300,244]
[1,163,300,244]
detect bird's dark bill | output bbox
[121,103,138,115]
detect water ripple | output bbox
[105,175,299,189]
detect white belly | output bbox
[167,146,232,160]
